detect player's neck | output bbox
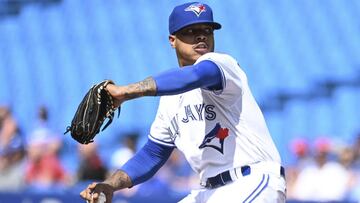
[177,58,196,67]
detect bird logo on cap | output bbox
[185,3,207,17]
[199,123,229,154]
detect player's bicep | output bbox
[153,60,223,96]
[194,60,223,90]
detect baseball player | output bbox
[80,2,286,203]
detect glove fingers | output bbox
[65,80,120,144]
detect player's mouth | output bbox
[193,42,209,54]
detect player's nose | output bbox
[196,34,207,42]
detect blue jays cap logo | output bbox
[199,123,229,154]
[185,3,207,17]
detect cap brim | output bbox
[172,20,222,34]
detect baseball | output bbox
[86,192,106,203]
[97,192,106,203]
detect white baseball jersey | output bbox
[149,52,281,182]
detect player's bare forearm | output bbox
[122,77,157,99]
[103,169,133,191]
[106,77,157,106]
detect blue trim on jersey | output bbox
[153,60,223,96]
[120,139,174,186]
[149,134,175,147]
[242,174,269,203]
[248,175,269,203]
[219,62,226,89]
[205,61,226,95]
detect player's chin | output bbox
[194,48,210,56]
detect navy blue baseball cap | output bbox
[169,2,222,35]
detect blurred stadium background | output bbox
[0,0,359,202]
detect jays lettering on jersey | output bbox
[149,53,281,181]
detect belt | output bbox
[203,163,285,189]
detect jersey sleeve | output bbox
[196,52,245,106]
[148,97,176,147]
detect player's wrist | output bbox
[108,77,157,103]
[105,84,124,107]
[103,169,133,191]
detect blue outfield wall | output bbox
[0,192,357,203]
[0,192,184,203]
[0,192,185,203]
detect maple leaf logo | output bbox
[216,128,229,140]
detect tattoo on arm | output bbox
[122,77,157,100]
[104,169,133,191]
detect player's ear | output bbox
[169,35,176,48]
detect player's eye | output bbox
[178,28,213,36]
[203,28,213,35]
[180,28,194,36]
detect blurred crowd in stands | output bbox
[286,136,360,202]
[0,105,197,199]
[0,105,360,202]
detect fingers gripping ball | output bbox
[64,80,120,144]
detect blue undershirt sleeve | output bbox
[153,60,223,96]
[120,139,175,186]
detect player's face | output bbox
[169,24,215,67]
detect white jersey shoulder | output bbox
[196,52,247,105]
